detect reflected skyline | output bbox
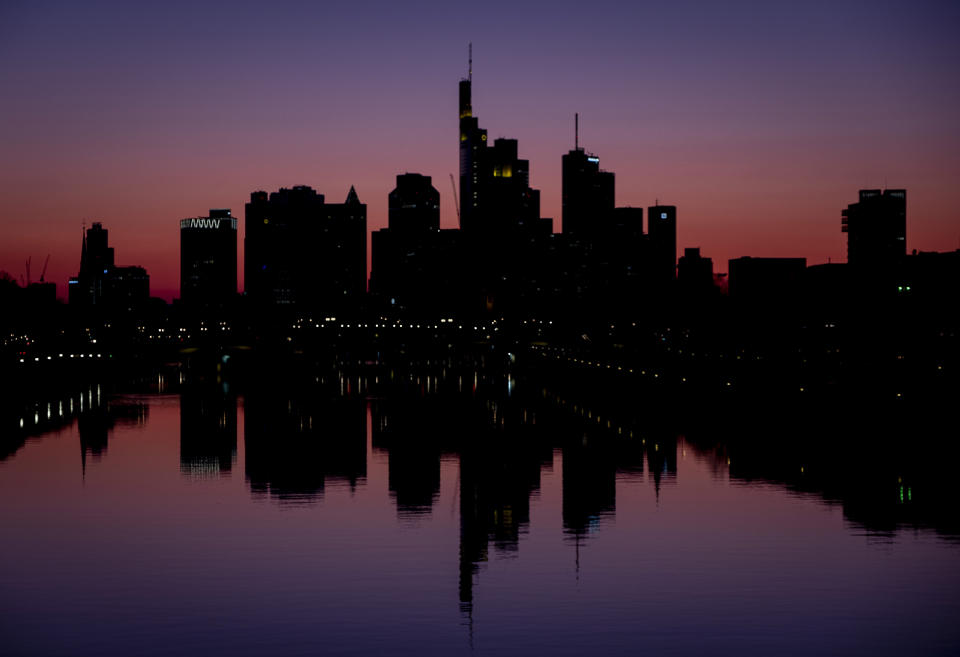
[1,365,958,656]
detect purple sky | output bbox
[1,0,958,299]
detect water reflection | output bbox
[179,382,237,477]
[243,388,366,504]
[1,361,958,656]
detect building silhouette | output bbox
[388,173,439,232]
[648,204,677,283]
[677,247,715,297]
[68,222,149,312]
[458,53,549,238]
[370,174,453,313]
[180,209,237,309]
[728,256,807,302]
[842,189,906,268]
[561,120,615,236]
[244,185,366,312]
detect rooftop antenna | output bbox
[468,42,472,82]
[575,113,579,150]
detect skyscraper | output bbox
[245,185,366,311]
[457,47,548,237]
[841,189,906,267]
[648,205,677,282]
[68,222,149,311]
[180,209,237,308]
[388,173,440,233]
[562,118,615,236]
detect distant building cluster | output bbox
[68,222,149,314]
[33,55,955,328]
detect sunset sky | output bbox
[1,0,958,300]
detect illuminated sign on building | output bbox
[180,218,238,230]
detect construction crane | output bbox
[40,254,50,283]
[449,173,460,222]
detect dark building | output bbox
[842,189,906,267]
[728,256,807,301]
[457,51,549,237]
[648,205,677,283]
[244,185,366,312]
[388,173,440,233]
[677,247,714,296]
[68,222,149,312]
[562,120,615,236]
[180,209,237,308]
[371,174,459,314]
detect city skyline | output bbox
[2,1,959,300]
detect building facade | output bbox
[180,209,237,308]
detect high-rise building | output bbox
[841,189,906,267]
[648,205,677,282]
[457,48,548,237]
[180,209,237,308]
[677,247,714,296]
[68,222,149,311]
[245,185,366,310]
[562,121,615,235]
[388,173,440,233]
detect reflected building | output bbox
[371,398,444,518]
[561,438,616,537]
[179,385,237,477]
[244,391,366,504]
[457,399,552,613]
[77,395,149,479]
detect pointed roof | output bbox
[345,185,360,205]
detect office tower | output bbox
[562,118,615,235]
[180,209,237,308]
[245,185,366,311]
[458,46,485,232]
[841,189,906,267]
[677,248,714,295]
[388,173,440,233]
[457,48,547,237]
[372,173,461,313]
[728,256,807,301]
[648,205,677,282]
[68,222,149,310]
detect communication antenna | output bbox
[468,43,472,82]
[575,113,579,150]
[449,173,461,222]
[25,256,31,286]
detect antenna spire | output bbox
[468,43,472,82]
[575,113,579,150]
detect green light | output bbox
[899,486,904,503]
[908,487,912,501]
